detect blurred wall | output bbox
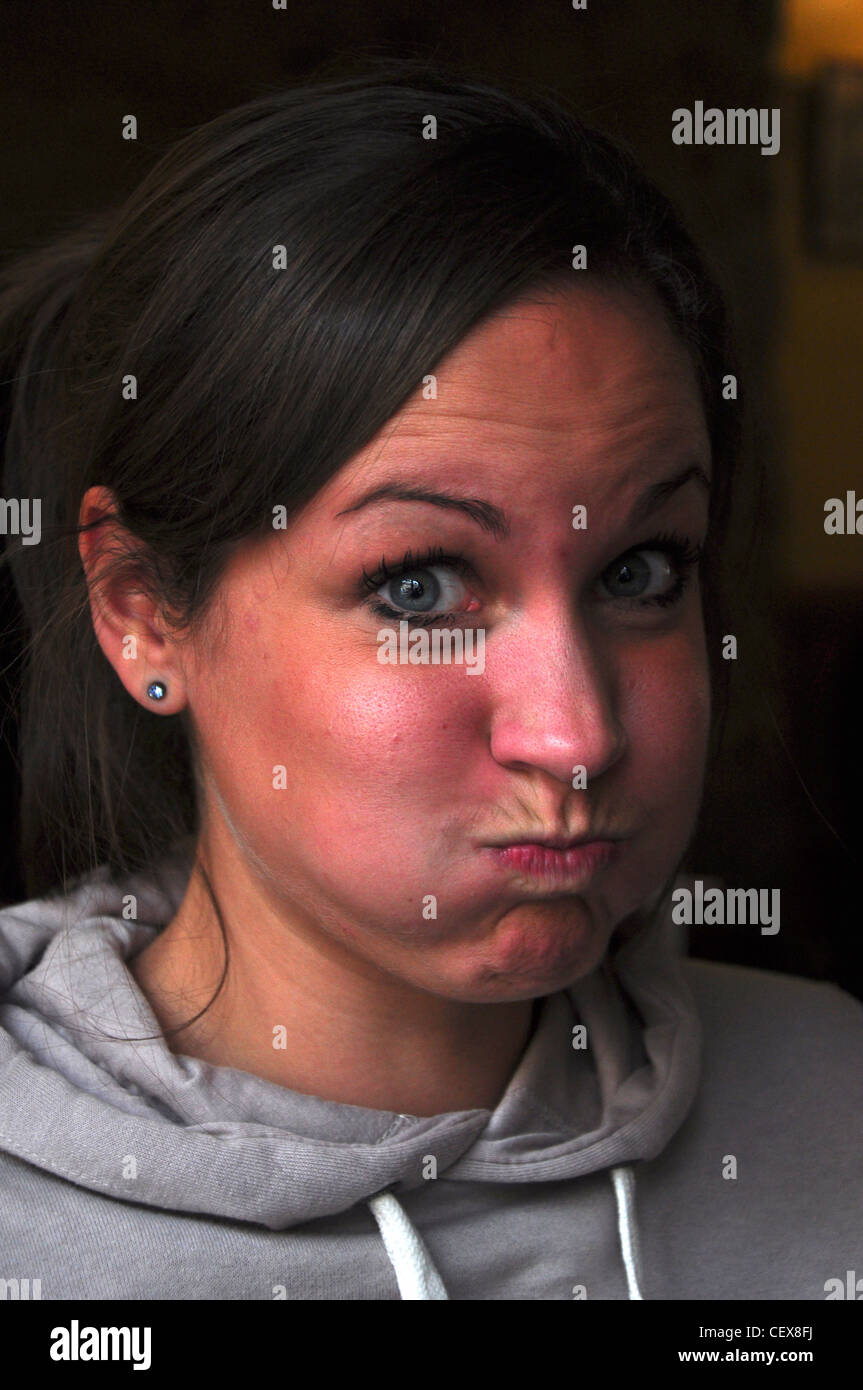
[774,0,863,586]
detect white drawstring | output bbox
[367,1191,449,1299]
[368,1164,645,1300]
[610,1164,644,1299]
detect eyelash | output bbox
[361,546,470,626]
[360,533,704,626]
[625,530,704,609]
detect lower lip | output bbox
[487,840,619,886]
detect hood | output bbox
[0,851,701,1299]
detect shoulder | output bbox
[682,954,862,1046]
[642,958,863,1297]
[681,955,863,1128]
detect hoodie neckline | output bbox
[0,852,701,1226]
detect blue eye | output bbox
[599,534,703,608]
[382,566,448,614]
[361,547,473,626]
[602,550,672,599]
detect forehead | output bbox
[396,280,706,447]
[317,280,712,532]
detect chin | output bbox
[441,900,616,1003]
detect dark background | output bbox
[1,0,860,996]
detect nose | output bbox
[487,605,627,787]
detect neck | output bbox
[130,831,538,1117]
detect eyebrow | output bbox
[336,485,511,539]
[628,463,711,524]
[335,463,711,538]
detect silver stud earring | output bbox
[147,680,167,702]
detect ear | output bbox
[77,485,188,714]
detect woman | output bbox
[0,65,859,1302]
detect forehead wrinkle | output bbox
[394,363,704,441]
[384,412,709,480]
[310,285,709,567]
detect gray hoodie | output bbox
[0,853,860,1301]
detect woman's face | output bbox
[182,280,713,1002]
